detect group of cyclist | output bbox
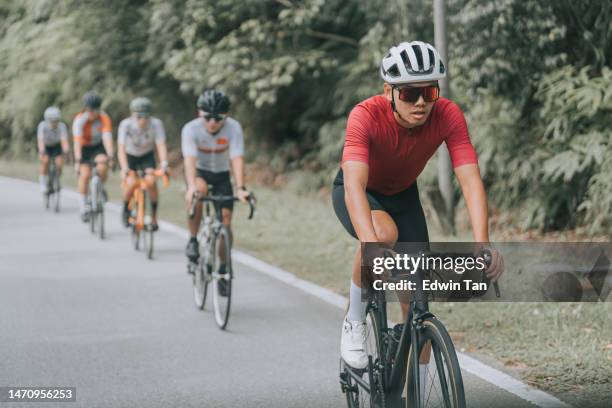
[37,89,250,269]
[37,40,503,381]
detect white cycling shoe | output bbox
[341,317,368,369]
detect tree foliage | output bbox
[0,0,609,233]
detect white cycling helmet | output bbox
[380,41,446,84]
[44,106,61,121]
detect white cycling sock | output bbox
[79,195,87,212]
[419,363,428,405]
[39,175,48,189]
[347,280,367,322]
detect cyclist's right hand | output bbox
[120,168,129,180]
[185,186,198,204]
[363,244,397,269]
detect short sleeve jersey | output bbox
[181,117,245,173]
[37,121,68,146]
[72,111,112,146]
[117,116,166,157]
[341,95,478,195]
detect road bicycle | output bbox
[43,157,61,213]
[339,249,499,408]
[188,188,255,330]
[125,169,169,260]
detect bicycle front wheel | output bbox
[211,226,232,330]
[52,172,60,213]
[340,304,383,408]
[406,317,465,408]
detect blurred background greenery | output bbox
[0,0,610,233]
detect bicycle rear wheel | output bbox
[211,226,232,329]
[406,317,465,408]
[340,305,383,408]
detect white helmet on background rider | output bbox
[380,41,446,84]
[44,106,62,122]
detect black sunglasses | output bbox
[203,113,226,122]
[393,85,440,103]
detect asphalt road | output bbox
[0,177,540,408]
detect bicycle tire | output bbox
[144,191,154,260]
[211,226,232,330]
[53,183,60,213]
[51,170,60,213]
[340,305,383,408]
[97,180,105,240]
[132,225,140,250]
[89,178,97,234]
[405,317,465,408]
[193,229,213,310]
[44,165,54,210]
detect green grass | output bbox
[1,158,610,407]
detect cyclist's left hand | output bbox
[237,188,250,203]
[482,247,504,282]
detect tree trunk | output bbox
[434,0,456,235]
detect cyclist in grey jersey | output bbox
[181,90,250,275]
[117,97,169,229]
[37,107,70,193]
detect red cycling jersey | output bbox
[341,95,478,195]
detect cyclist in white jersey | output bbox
[181,90,250,290]
[37,107,70,193]
[117,97,169,229]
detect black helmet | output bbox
[196,89,230,114]
[129,97,153,115]
[83,91,102,109]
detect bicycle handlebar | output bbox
[188,191,256,220]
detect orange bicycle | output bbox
[125,169,169,259]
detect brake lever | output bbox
[247,194,256,220]
[481,249,501,298]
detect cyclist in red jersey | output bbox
[333,41,504,370]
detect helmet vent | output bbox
[413,45,424,71]
[388,64,400,77]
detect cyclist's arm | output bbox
[61,139,70,153]
[36,125,45,155]
[184,156,197,191]
[101,114,114,158]
[230,156,245,189]
[156,141,168,168]
[454,164,488,242]
[102,136,114,159]
[154,119,168,169]
[117,143,128,173]
[60,123,70,153]
[73,139,82,162]
[342,161,378,242]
